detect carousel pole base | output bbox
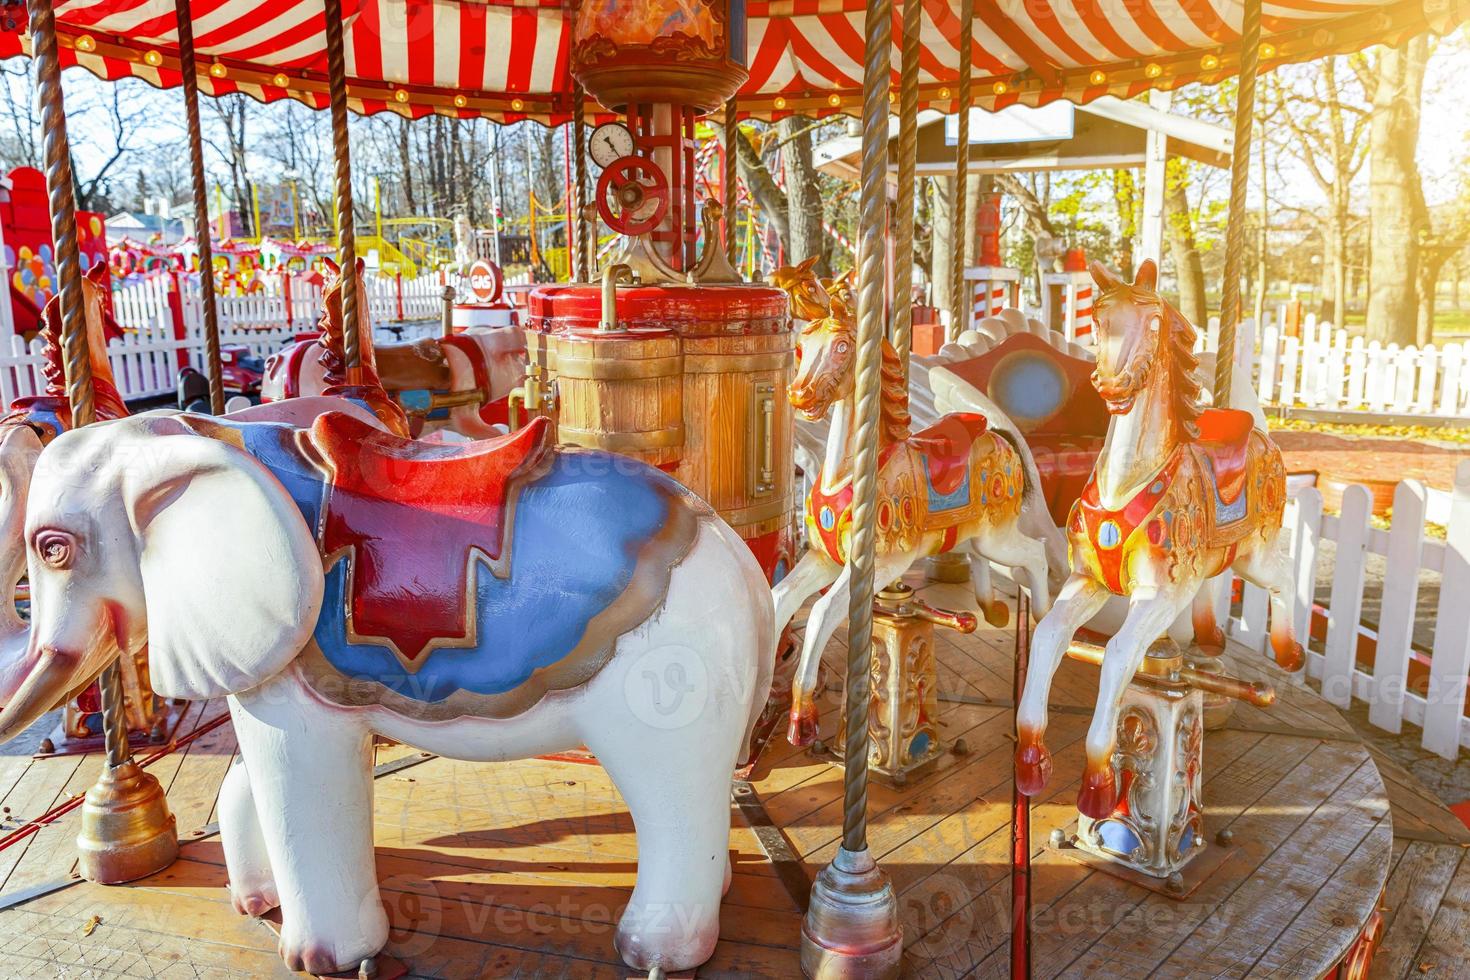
[76,759,179,884]
[801,846,902,979]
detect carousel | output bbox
[0,0,1463,977]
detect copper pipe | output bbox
[946,0,975,342]
[890,0,922,376]
[841,0,892,855]
[175,0,225,415]
[1064,641,1276,708]
[322,0,360,372]
[1214,0,1263,408]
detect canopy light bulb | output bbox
[828,93,841,107]
[1088,70,1106,85]
[453,94,467,108]
[208,62,227,78]
[888,90,896,104]
[938,86,951,100]
[75,34,96,53]
[992,81,1009,96]
[272,73,290,88]
[774,96,787,109]
[1200,53,1220,70]
[1260,42,1277,58]
[143,49,163,67]
[1144,63,1163,79]
[511,98,525,111]
[394,89,409,103]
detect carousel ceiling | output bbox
[0,0,1462,123]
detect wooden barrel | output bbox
[552,327,683,468]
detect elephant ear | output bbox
[123,424,324,700]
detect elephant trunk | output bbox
[0,598,122,744]
[0,646,81,742]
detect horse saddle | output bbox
[1195,408,1254,507]
[909,413,989,497]
[374,337,454,393]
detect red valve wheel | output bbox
[596,156,669,237]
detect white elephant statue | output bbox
[0,411,773,974]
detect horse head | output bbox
[1089,259,1202,438]
[771,255,830,322]
[788,311,855,422]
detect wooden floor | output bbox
[0,574,1467,978]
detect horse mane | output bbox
[1161,300,1203,440]
[879,337,910,444]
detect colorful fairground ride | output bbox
[0,0,1463,977]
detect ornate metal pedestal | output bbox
[1057,636,1276,893]
[836,584,976,787]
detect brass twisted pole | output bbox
[1214,0,1263,409]
[890,0,922,376]
[26,0,132,766]
[947,0,975,341]
[841,0,893,856]
[323,0,361,371]
[175,0,225,415]
[571,89,588,282]
[724,96,738,265]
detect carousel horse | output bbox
[770,261,1051,744]
[1014,259,1302,819]
[0,403,771,974]
[261,259,524,438]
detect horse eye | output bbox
[1149,316,1160,332]
[835,341,849,354]
[35,530,76,570]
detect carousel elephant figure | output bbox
[0,411,773,974]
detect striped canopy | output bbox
[0,0,1459,123]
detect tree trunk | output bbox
[781,116,827,272]
[1365,37,1430,345]
[1165,179,1207,327]
[733,128,790,250]
[931,176,955,315]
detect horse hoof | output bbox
[1077,763,1118,819]
[787,703,819,747]
[1275,641,1305,673]
[1014,739,1052,796]
[982,601,1010,629]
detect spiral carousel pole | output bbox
[800,0,901,972]
[1213,0,1264,409]
[890,0,922,376]
[724,96,739,266]
[175,0,225,415]
[946,0,975,341]
[571,88,589,282]
[323,0,361,373]
[26,0,179,884]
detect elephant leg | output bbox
[772,549,841,637]
[1234,542,1305,672]
[219,756,278,917]
[1079,590,1194,818]
[1015,573,1108,796]
[228,684,383,975]
[966,547,1008,629]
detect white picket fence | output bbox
[1251,314,1470,418]
[1222,461,1470,759]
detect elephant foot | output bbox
[980,598,1010,629]
[1014,730,1052,797]
[229,877,280,918]
[276,906,387,977]
[1076,761,1118,820]
[787,695,819,747]
[615,899,719,973]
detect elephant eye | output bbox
[35,531,76,570]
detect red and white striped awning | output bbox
[0,0,1461,123]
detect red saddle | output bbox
[309,412,552,660]
[909,413,989,496]
[1196,408,1255,506]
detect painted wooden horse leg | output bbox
[1233,542,1305,672]
[1078,590,1194,818]
[1190,578,1227,655]
[966,549,1009,628]
[788,553,912,745]
[1015,572,1108,796]
[773,550,842,638]
[969,521,1053,619]
[218,757,278,918]
[228,685,383,975]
